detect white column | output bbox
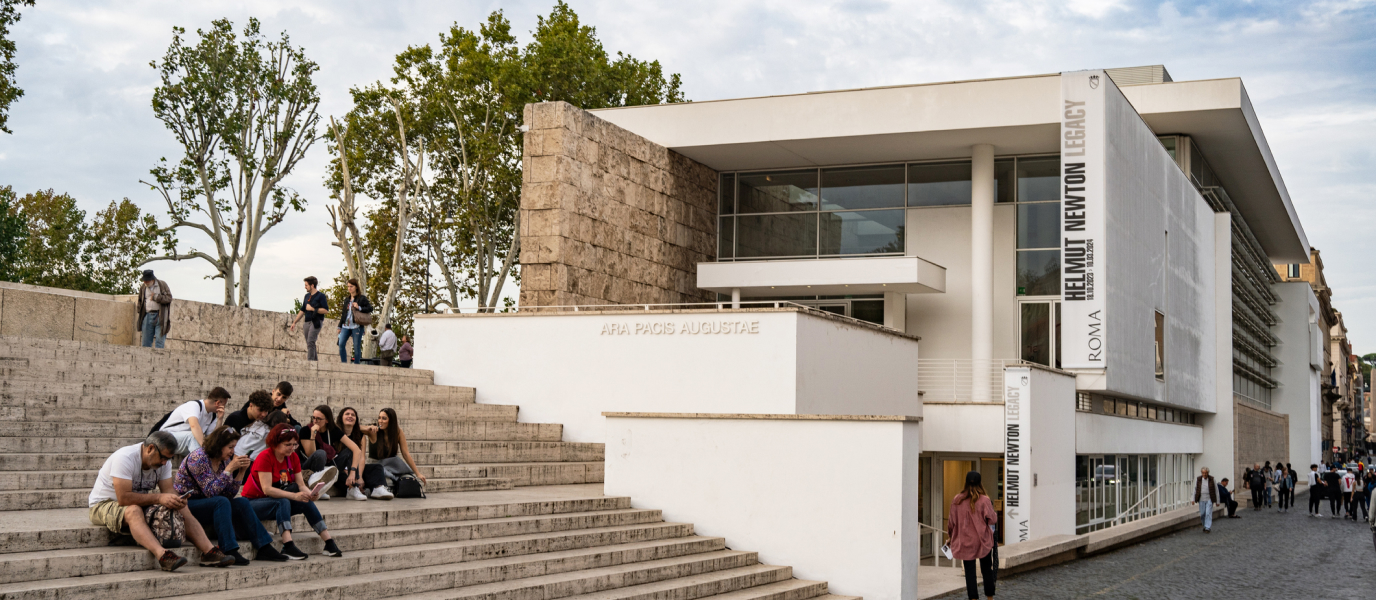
[971,144,995,401]
[731,288,741,309]
[883,292,906,331]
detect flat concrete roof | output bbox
[593,72,1309,262]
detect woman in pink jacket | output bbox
[947,470,998,599]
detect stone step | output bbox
[0,388,476,412]
[399,559,787,600]
[0,402,520,425]
[0,421,563,443]
[0,436,140,454]
[433,462,606,487]
[0,338,436,376]
[0,493,634,554]
[0,470,97,491]
[0,539,748,600]
[0,520,700,585]
[0,355,438,386]
[0,422,149,438]
[558,565,815,600]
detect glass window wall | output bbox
[1076,454,1195,534]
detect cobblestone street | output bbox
[936,495,1376,599]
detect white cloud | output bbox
[2,0,1374,348]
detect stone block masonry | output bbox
[1234,398,1289,479]
[519,101,719,308]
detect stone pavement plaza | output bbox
[935,494,1376,599]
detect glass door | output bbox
[1019,300,1061,368]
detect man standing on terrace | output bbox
[289,276,330,361]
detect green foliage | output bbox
[145,17,320,306]
[0,0,35,134]
[1,187,160,294]
[327,2,684,329]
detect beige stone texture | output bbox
[72,298,135,345]
[1234,398,1289,481]
[518,101,718,308]
[1,288,76,340]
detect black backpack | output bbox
[394,474,425,498]
[147,400,213,437]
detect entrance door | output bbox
[942,460,976,530]
[1019,300,1061,368]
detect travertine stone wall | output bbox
[1234,398,1289,484]
[519,101,718,307]
[0,281,339,359]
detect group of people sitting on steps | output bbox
[87,382,427,572]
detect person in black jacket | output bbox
[1324,465,1343,517]
[337,278,372,364]
[1218,478,1239,518]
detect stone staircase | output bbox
[0,334,857,600]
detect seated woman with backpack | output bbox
[242,424,342,559]
[362,408,426,500]
[174,426,288,563]
[299,405,364,501]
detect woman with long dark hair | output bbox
[333,406,372,501]
[362,407,425,499]
[337,278,372,364]
[946,470,997,599]
[299,405,365,501]
[174,426,287,564]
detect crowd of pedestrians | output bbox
[287,275,415,367]
[88,383,430,572]
[1192,460,1376,551]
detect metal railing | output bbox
[916,359,1023,403]
[438,300,897,331]
[918,521,960,569]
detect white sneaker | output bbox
[308,466,339,492]
[318,492,330,501]
[347,486,368,501]
[371,485,394,500]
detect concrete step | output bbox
[425,477,514,493]
[432,462,605,487]
[0,356,438,386]
[0,520,700,585]
[0,390,478,415]
[0,402,520,425]
[690,580,840,600]
[0,337,437,376]
[400,559,788,600]
[0,422,148,438]
[0,421,562,443]
[0,470,97,491]
[0,539,748,600]
[0,494,637,554]
[0,436,139,454]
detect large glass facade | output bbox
[1075,453,1195,534]
[718,156,1049,261]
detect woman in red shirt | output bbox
[947,471,998,599]
[243,424,342,559]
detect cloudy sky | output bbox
[3,0,1374,349]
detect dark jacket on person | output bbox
[1323,471,1342,498]
[338,293,373,328]
[1194,475,1218,503]
[136,279,173,335]
[1217,483,1234,505]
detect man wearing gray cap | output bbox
[138,269,172,348]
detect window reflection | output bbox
[738,170,817,214]
[736,213,817,258]
[1017,249,1060,296]
[821,165,905,210]
[820,209,905,255]
[1017,203,1060,249]
[908,162,972,207]
[1017,156,1060,202]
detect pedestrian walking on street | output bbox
[1324,466,1342,517]
[1309,464,1325,517]
[1341,467,1357,520]
[1287,463,1298,509]
[1262,461,1274,508]
[947,470,997,599]
[288,277,329,361]
[1194,467,1217,532]
[1248,464,1266,511]
[1274,460,1293,513]
[337,279,372,364]
[1218,478,1240,518]
[137,270,172,348]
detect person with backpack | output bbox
[225,390,274,462]
[288,277,330,361]
[158,387,231,456]
[947,470,998,599]
[137,270,172,348]
[1248,465,1266,511]
[362,408,425,500]
[88,431,233,571]
[174,426,288,564]
[242,424,342,559]
[337,278,373,364]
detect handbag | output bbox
[145,505,186,548]
[394,474,425,498]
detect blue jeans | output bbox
[249,496,328,534]
[141,312,165,348]
[188,496,273,552]
[1199,500,1213,530]
[338,326,363,363]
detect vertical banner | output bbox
[1061,70,1107,369]
[1003,367,1031,544]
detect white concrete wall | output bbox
[1076,413,1205,454]
[1199,212,1236,484]
[414,309,920,443]
[1102,76,1217,410]
[1028,368,1077,539]
[604,416,920,600]
[903,204,1019,360]
[1272,281,1323,470]
[920,403,1004,453]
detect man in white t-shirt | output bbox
[159,387,230,455]
[88,432,233,571]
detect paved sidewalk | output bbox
[934,495,1376,599]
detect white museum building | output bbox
[413,66,1320,599]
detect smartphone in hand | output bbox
[311,481,327,497]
